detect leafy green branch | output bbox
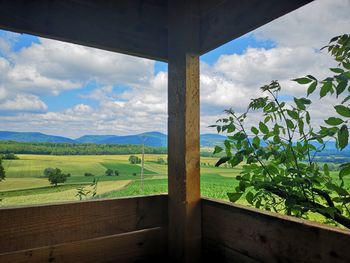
[212,34,350,228]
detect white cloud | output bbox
[0,94,47,112]
[0,0,349,137]
[254,0,350,48]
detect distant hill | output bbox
[0,131,75,143]
[4,130,345,152]
[200,134,226,147]
[77,132,168,147]
[0,130,226,147]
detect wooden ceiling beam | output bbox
[0,0,168,61]
[199,0,314,55]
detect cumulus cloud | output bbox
[0,0,349,137]
[0,94,47,112]
[254,0,350,48]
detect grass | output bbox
[0,180,131,207]
[0,178,50,191]
[1,153,348,222]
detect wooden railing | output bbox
[0,195,168,262]
[202,198,350,263]
[2,195,350,262]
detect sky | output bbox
[0,0,349,139]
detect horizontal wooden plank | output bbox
[200,0,313,54]
[0,195,167,253]
[0,227,167,263]
[202,198,350,263]
[0,0,168,61]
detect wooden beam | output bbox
[0,195,167,253]
[0,0,168,61]
[167,0,201,261]
[200,0,314,54]
[0,227,166,263]
[202,198,350,262]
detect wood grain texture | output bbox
[0,195,167,253]
[0,0,168,61]
[0,227,166,263]
[202,198,350,263]
[167,0,201,261]
[200,0,313,54]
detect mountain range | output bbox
[0,130,347,151]
[0,131,226,147]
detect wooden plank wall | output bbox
[202,198,350,263]
[0,195,168,262]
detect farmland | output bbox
[0,154,242,207]
[1,153,347,222]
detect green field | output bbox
[0,154,241,207]
[0,153,345,224]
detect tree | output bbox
[0,158,5,182]
[1,153,19,160]
[212,34,350,228]
[156,158,166,164]
[84,172,94,177]
[114,170,120,176]
[47,168,70,186]
[129,155,141,164]
[105,168,114,176]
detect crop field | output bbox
[0,154,241,207]
[0,154,344,212]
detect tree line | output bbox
[0,141,167,155]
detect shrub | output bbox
[1,153,19,160]
[84,172,94,177]
[156,157,166,164]
[105,168,114,176]
[129,155,141,164]
[114,170,119,176]
[132,172,137,176]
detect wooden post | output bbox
[168,0,201,261]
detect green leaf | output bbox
[294,98,306,110]
[307,82,317,96]
[286,119,294,129]
[324,117,344,126]
[336,80,347,96]
[227,192,243,203]
[252,136,260,148]
[287,110,299,120]
[230,154,244,167]
[335,105,350,117]
[215,156,230,167]
[293,77,313,84]
[213,146,223,154]
[320,81,333,98]
[324,164,329,176]
[246,192,254,204]
[339,165,350,178]
[251,126,259,135]
[338,125,349,150]
[306,112,311,125]
[330,68,344,74]
[227,123,235,133]
[342,96,350,104]
[259,122,269,134]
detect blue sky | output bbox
[0,0,349,138]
